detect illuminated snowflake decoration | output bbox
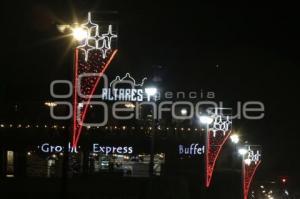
[245,146,261,165]
[211,114,232,137]
[77,12,117,61]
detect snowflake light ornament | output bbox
[77,12,117,61]
[245,146,261,165]
[211,114,232,137]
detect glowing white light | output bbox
[244,158,251,165]
[44,102,57,107]
[284,189,289,195]
[230,134,240,144]
[72,27,88,41]
[124,103,135,108]
[145,87,157,96]
[77,12,117,61]
[238,148,248,155]
[181,108,188,116]
[199,116,214,125]
[57,24,71,33]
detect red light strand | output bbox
[205,130,231,187]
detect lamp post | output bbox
[198,115,213,198]
[198,115,213,189]
[145,87,157,177]
[199,108,232,188]
[238,145,262,199]
[57,11,118,197]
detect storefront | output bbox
[0,125,205,179]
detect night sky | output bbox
[1,1,299,181]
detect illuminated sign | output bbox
[37,143,133,155]
[92,144,133,155]
[38,143,78,153]
[102,88,144,101]
[102,73,152,102]
[179,143,205,155]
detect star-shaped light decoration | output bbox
[102,25,118,49]
[77,12,118,61]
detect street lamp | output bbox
[145,87,157,101]
[238,148,248,156]
[180,108,188,116]
[198,114,214,190]
[230,134,240,144]
[72,27,88,41]
[145,87,158,177]
[199,115,213,125]
[44,102,57,107]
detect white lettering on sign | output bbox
[179,144,205,155]
[38,143,78,153]
[101,88,144,101]
[92,144,133,155]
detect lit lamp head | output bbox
[181,108,188,116]
[199,115,214,125]
[44,102,57,107]
[145,87,157,101]
[230,134,240,144]
[238,148,248,156]
[145,87,157,96]
[72,26,88,41]
[244,158,252,165]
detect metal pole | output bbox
[149,108,155,177]
[242,154,245,199]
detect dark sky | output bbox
[1,1,300,179]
